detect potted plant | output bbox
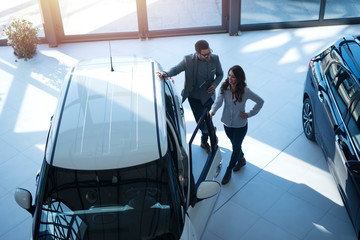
[3,18,40,61]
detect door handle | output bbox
[317,91,324,103]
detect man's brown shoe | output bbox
[200,142,210,153]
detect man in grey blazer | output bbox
[157,40,223,153]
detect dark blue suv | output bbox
[302,35,360,238]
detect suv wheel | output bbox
[302,98,315,141]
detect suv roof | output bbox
[47,57,168,170]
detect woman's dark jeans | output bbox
[224,124,248,169]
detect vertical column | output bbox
[319,0,326,21]
[229,0,240,35]
[222,0,230,30]
[38,0,64,47]
[136,0,149,40]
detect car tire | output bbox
[302,98,315,141]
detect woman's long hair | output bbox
[220,65,247,103]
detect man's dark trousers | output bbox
[188,97,214,144]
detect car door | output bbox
[187,112,222,239]
[344,99,360,231]
[163,80,222,239]
[324,65,360,223]
[332,75,360,227]
[313,62,344,159]
[335,101,360,228]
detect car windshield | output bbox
[37,157,183,240]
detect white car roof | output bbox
[47,57,168,170]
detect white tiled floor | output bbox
[1,24,360,240]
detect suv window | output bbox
[164,82,180,137]
[167,123,188,204]
[37,161,182,240]
[328,65,359,117]
[339,41,360,78]
[326,61,340,81]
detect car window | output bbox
[164,82,180,138]
[340,41,360,78]
[37,161,182,240]
[167,123,188,204]
[329,66,358,117]
[326,59,340,81]
[333,68,358,102]
[319,49,333,70]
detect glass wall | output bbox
[241,0,321,24]
[59,0,138,35]
[0,0,44,40]
[1,0,360,45]
[324,0,360,20]
[146,0,222,30]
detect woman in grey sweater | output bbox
[210,65,264,185]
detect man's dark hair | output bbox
[195,40,209,53]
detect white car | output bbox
[15,57,222,240]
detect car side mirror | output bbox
[196,181,221,200]
[14,188,34,215]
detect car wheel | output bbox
[302,98,315,141]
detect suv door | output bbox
[345,100,360,231]
[164,79,222,239]
[187,112,222,239]
[324,64,360,223]
[313,62,344,158]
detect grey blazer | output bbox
[166,53,223,103]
